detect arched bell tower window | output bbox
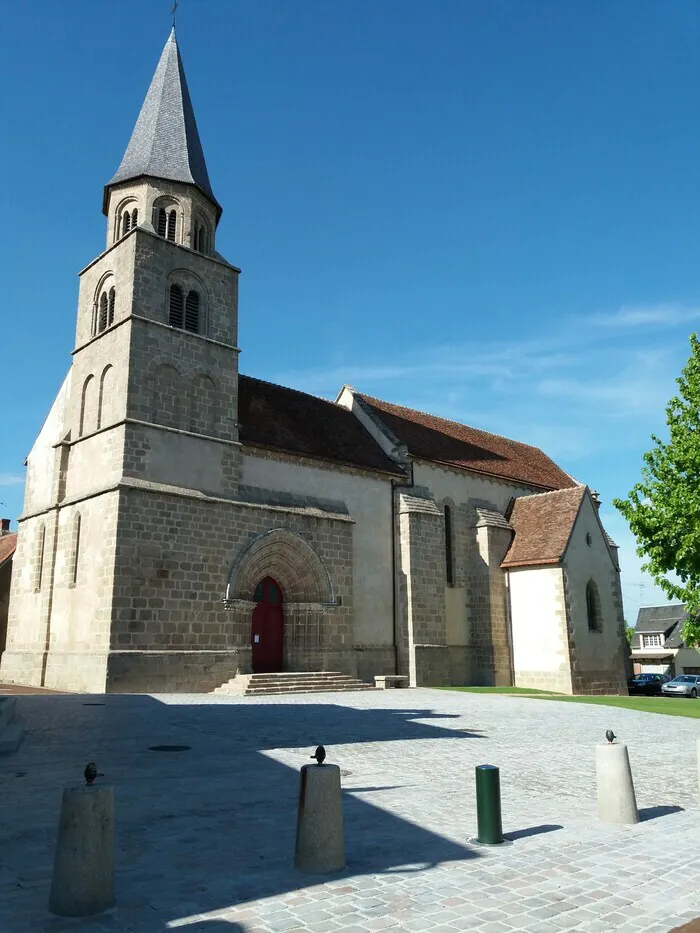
[156,206,177,241]
[98,293,108,332]
[94,278,117,335]
[169,284,184,328]
[193,220,210,255]
[185,290,200,333]
[116,205,138,240]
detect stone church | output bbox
[1,31,627,695]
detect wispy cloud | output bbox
[269,298,697,614]
[585,303,700,329]
[0,473,23,487]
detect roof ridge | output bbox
[359,392,554,455]
[240,374,354,414]
[515,486,586,501]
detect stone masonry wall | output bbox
[397,490,449,687]
[106,485,360,692]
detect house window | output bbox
[586,580,601,631]
[642,634,663,648]
[444,504,454,585]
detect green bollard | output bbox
[475,764,503,845]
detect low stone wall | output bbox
[514,668,574,694]
[571,670,627,696]
[413,644,450,687]
[106,649,243,693]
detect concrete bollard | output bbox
[49,784,115,916]
[294,763,345,873]
[596,743,639,825]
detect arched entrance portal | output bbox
[251,577,284,673]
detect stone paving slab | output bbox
[0,688,698,932]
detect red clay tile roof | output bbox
[501,487,586,568]
[238,376,404,476]
[358,394,578,490]
[0,533,17,569]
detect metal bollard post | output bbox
[475,764,503,845]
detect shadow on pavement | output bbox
[504,823,563,840]
[1,693,483,930]
[638,804,684,821]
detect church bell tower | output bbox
[0,30,242,693]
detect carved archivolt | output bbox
[225,528,334,606]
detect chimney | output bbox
[590,490,601,511]
[0,519,10,535]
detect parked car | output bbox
[662,674,700,698]
[627,673,669,696]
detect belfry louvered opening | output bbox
[99,293,108,332]
[169,284,184,328]
[156,206,177,241]
[185,291,200,333]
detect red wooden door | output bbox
[251,577,284,673]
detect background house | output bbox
[631,605,700,676]
[0,520,17,658]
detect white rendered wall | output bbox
[562,495,625,675]
[23,372,72,515]
[508,566,573,693]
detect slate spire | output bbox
[104,29,221,218]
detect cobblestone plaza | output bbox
[1,689,698,932]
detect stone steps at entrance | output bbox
[213,671,376,696]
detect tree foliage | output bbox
[614,333,700,646]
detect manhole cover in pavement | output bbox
[148,745,191,752]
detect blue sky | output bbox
[2,0,700,619]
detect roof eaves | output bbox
[241,441,404,478]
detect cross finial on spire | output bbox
[171,0,179,28]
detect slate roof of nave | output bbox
[0,534,17,569]
[238,376,405,476]
[500,486,587,568]
[357,394,578,491]
[105,30,220,216]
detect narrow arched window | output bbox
[185,290,200,333]
[131,208,138,228]
[108,287,115,326]
[586,580,601,631]
[122,212,131,237]
[35,524,46,592]
[167,209,176,242]
[71,513,82,587]
[169,284,184,328]
[444,505,454,585]
[99,293,108,332]
[157,207,167,238]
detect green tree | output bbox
[625,625,635,646]
[614,333,700,647]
